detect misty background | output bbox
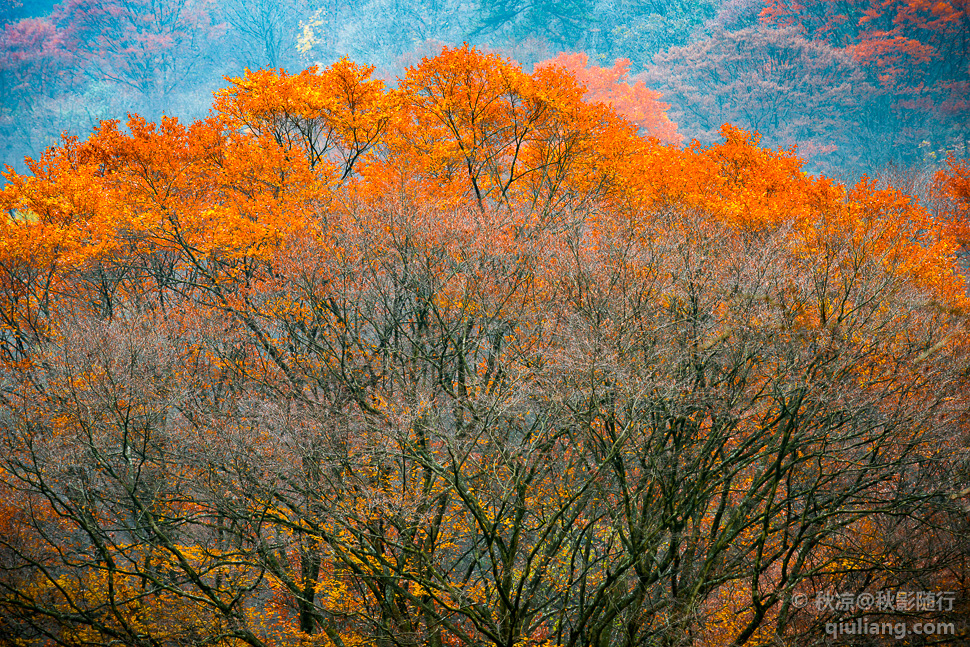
[1,0,967,183]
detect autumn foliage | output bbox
[535,52,681,144]
[759,0,969,158]
[935,155,970,247]
[0,46,968,647]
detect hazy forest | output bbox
[2,0,970,646]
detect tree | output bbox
[1,46,968,647]
[935,155,970,250]
[591,0,720,68]
[220,0,312,71]
[0,0,232,177]
[469,0,719,66]
[470,0,597,49]
[335,0,474,70]
[535,52,680,144]
[52,0,226,119]
[759,0,970,165]
[646,25,873,176]
[0,15,82,174]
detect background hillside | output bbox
[2,0,967,182]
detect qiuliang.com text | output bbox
[825,618,956,641]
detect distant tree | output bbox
[594,0,720,68]
[53,0,226,118]
[759,0,970,164]
[708,0,762,30]
[0,15,83,172]
[0,16,76,125]
[647,25,872,176]
[334,0,473,69]
[221,0,312,71]
[289,0,351,64]
[470,0,598,49]
[470,0,720,65]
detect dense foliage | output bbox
[1,47,968,647]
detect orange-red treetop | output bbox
[1,45,966,311]
[534,52,681,145]
[936,155,970,247]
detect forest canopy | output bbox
[1,46,969,647]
